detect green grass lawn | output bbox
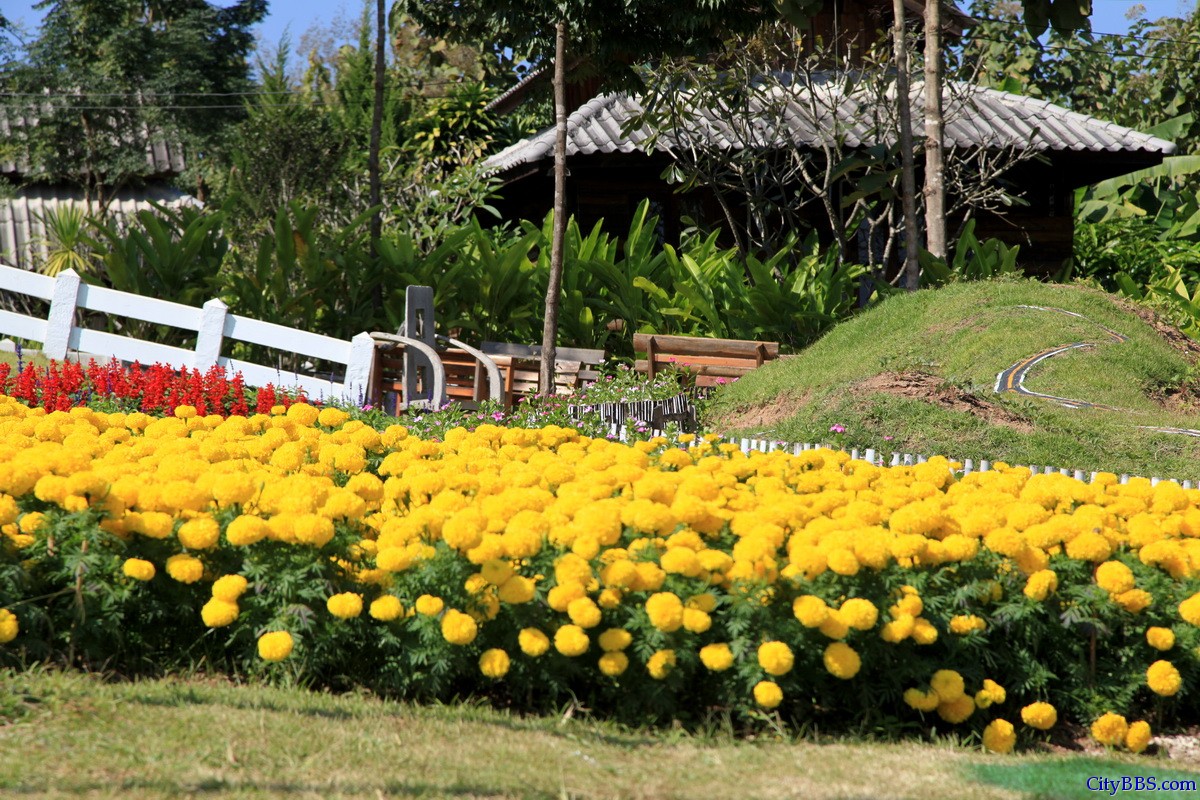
[708,279,1200,479]
[2,669,1197,800]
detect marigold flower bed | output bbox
[0,394,1197,750]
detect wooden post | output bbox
[44,268,82,360]
[195,298,228,369]
[346,332,377,406]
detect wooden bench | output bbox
[481,342,607,408]
[633,333,780,388]
[371,336,500,414]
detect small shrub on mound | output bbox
[0,394,1198,745]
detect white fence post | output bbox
[44,269,82,360]
[345,332,376,405]
[195,298,228,369]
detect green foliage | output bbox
[918,221,1022,288]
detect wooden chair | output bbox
[632,333,780,388]
[481,342,607,408]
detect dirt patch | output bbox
[856,371,1035,432]
[1109,296,1200,360]
[712,390,810,432]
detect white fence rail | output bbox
[0,264,373,401]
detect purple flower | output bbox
[884,435,894,441]
[829,424,845,434]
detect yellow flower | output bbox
[793,595,830,628]
[757,641,794,676]
[903,688,940,712]
[1115,589,1153,613]
[1180,592,1200,625]
[1126,720,1152,754]
[498,575,536,604]
[225,515,267,546]
[479,648,510,679]
[165,553,204,584]
[982,719,1016,754]
[318,407,350,428]
[682,608,712,633]
[1020,702,1057,730]
[177,517,220,550]
[753,680,783,709]
[598,651,629,677]
[441,609,478,645]
[369,595,403,621]
[567,597,602,629]
[415,595,444,616]
[647,649,677,679]
[211,574,248,602]
[286,402,320,426]
[200,598,239,627]
[327,592,364,620]
[257,630,294,661]
[519,628,551,657]
[937,694,975,724]
[0,608,19,643]
[911,617,939,645]
[1023,569,1058,601]
[645,592,684,632]
[949,615,986,635]
[699,643,735,672]
[1091,712,1128,747]
[823,642,861,680]
[839,598,878,631]
[975,679,1006,708]
[554,624,589,657]
[1095,560,1135,594]
[1146,660,1182,696]
[930,669,965,701]
[1146,627,1175,651]
[598,628,632,652]
[122,558,156,582]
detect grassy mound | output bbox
[707,279,1200,478]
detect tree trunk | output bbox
[894,0,920,290]
[923,0,946,259]
[539,20,569,396]
[369,0,386,312]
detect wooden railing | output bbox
[0,264,375,401]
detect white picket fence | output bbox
[0,264,374,400]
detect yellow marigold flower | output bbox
[481,559,515,586]
[1178,592,1200,625]
[975,679,1006,708]
[1095,560,1135,594]
[826,548,860,576]
[415,594,444,616]
[839,598,879,631]
[757,641,794,676]
[911,617,939,645]
[598,628,633,652]
[1147,660,1182,697]
[257,630,294,662]
[949,615,986,635]
[547,582,587,613]
[441,609,478,645]
[554,624,589,657]
[173,404,197,419]
[687,593,717,613]
[498,575,536,605]
[122,558,156,582]
[165,553,204,584]
[645,592,684,633]
[660,547,702,577]
[479,648,510,679]
[285,402,319,425]
[327,592,364,620]
[647,649,677,679]
[881,614,915,643]
[519,627,551,657]
[200,598,239,627]
[599,651,629,677]
[225,515,267,546]
[1021,702,1057,730]
[1023,569,1058,601]
[753,680,783,709]
[903,688,940,712]
[1091,712,1128,747]
[0,608,19,643]
[937,694,975,724]
[699,643,735,672]
[317,407,350,428]
[211,574,248,602]
[567,596,603,629]
[597,587,622,609]
[682,608,712,633]
[1115,589,1153,614]
[819,610,851,640]
[1065,531,1112,563]
[793,595,830,628]
[369,595,403,621]
[823,642,861,680]
[1126,720,1152,754]
[893,593,923,617]
[1146,627,1175,651]
[930,669,965,701]
[982,719,1017,754]
[18,512,46,535]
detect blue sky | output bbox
[3,0,1193,55]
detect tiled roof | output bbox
[482,79,1176,175]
